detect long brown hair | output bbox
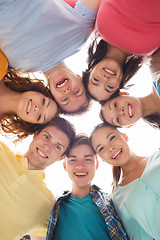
[1,68,58,140]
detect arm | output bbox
[80,0,101,10]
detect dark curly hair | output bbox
[82,38,143,101]
[1,68,59,140]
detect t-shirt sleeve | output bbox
[0,49,8,80]
[64,0,78,8]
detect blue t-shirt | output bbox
[112,151,160,240]
[54,195,111,240]
[0,0,97,72]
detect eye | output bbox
[38,114,41,121]
[117,117,120,124]
[56,144,61,150]
[94,78,99,82]
[85,158,92,162]
[107,85,114,89]
[43,133,49,140]
[98,147,104,153]
[69,159,76,163]
[42,98,45,106]
[110,135,115,141]
[114,102,117,108]
[61,97,68,102]
[74,89,79,95]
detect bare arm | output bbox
[80,0,101,10]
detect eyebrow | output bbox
[95,132,113,151]
[68,155,77,158]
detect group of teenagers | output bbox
[0,0,160,239]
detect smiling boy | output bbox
[46,134,128,240]
[0,116,75,240]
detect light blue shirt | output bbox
[112,151,160,240]
[0,0,97,72]
[54,194,111,240]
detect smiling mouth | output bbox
[128,104,133,118]
[56,78,68,88]
[112,149,122,159]
[36,147,48,158]
[26,99,32,114]
[103,68,116,76]
[74,172,88,176]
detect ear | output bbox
[57,154,66,161]
[95,155,99,170]
[33,131,38,139]
[119,91,129,96]
[77,74,82,81]
[121,133,128,142]
[63,160,67,172]
[125,124,135,129]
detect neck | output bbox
[71,183,91,198]
[139,92,159,117]
[120,152,148,185]
[105,44,132,66]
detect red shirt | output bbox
[96,0,160,56]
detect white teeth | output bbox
[37,148,47,158]
[75,172,87,176]
[27,100,32,114]
[57,79,68,88]
[104,68,115,75]
[112,149,122,159]
[129,105,133,117]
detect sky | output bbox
[1,36,160,196]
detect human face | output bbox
[17,91,58,124]
[26,125,70,170]
[64,144,98,192]
[101,95,143,127]
[91,127,130,166]
[88,58,123,101]
[48,68,87,113]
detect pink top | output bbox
[96,0,160,56]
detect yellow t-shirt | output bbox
[0,142,55,240]
[0,50,8,80]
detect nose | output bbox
[109,145,114,153]
[63,87,70,94]
[43,143,50,153]
[119,107,125,116]
[34,105,39,112]
[75,161,84,170]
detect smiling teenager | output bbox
[0,0,101,114]
[100,84,160,129]
[82,0,160,102]
[82,38,142,101]
[0,116,76,240]
[91,123,160,239]
[46,134,129,240]
[0,68,59,139]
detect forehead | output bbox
[69,144,95,156]
[40,125,69,142]
[61,92,87,113]
[92,127,117,142]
